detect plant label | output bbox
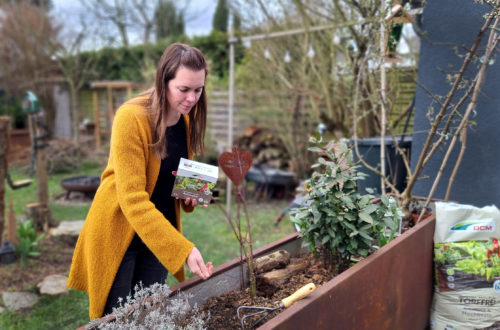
[171,158,219,205]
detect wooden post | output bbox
[28,113,55,232]
[7,197,17,245]
[93,90,101,149]
[127,85,132,100]
[0,116,10,245]
[107,86,114,132]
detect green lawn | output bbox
[5,161,103,220]
[1,162,296,329]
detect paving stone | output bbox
[37,274,69,295]
[2,291,39,311]
[50,220,84,244]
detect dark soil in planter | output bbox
[194,252,337,330]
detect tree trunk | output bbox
[28,113,56,232]
[25,202,55,232]
[0,116,10,245]
[70,82,81,150]
[7,197,17,245]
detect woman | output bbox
[68,43,214,319]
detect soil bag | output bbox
[431,202,500,329]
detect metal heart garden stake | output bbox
[218,146,252,187]
[217,146,257,298]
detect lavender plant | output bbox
[86,283,208,330]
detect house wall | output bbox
[411,0,500,206]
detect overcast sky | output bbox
[51,0,217,43]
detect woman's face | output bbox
[167,66,205,116]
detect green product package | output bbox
[171,158,218,205]
[431,202,500,329]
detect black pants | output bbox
[103,234,168,315]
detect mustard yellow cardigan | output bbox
[67,97,195,319]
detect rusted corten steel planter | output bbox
[81,215,435,329]
[259,215,435,330]
[172,215,436,330]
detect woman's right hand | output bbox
[186,246,213,279]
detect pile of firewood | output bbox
[255,250,310,296]
[235,126,291,170]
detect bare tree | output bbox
[50,17,98,149]
[79,0,132,46]
[233,0,387,178]
[0,1,59,134]
[130,0,156,44]
[232,0,500,223]
[350,1,500,220]
[79,0,200,46]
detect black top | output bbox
[150,116,188,229]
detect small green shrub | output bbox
[16,219,46,268]
[292,137,401,273]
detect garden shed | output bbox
[90,81,145,149]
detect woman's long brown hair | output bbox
[142,43,207,159]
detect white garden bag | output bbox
[431,202,500,329]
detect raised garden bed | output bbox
[81,214,435,329]
[171,214,436,329]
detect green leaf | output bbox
[308,147,323,153]
[359,195,370,206]
[343,221,357,232]
[294,211,310,219]
[363,204,378,214]
[360,223,372,231]
[344,213,356,221]
[381,195,390,206]
[359,212,373,224]
[359,230,373,241]
[344,181,355,189]
[340,196,355,209]
[384,216,398,229]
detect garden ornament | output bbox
[0,239,16,265]
[237,283,317,329]
[21,90,40,115]
[218,146,252,187]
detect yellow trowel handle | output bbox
[281,283,317,308]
